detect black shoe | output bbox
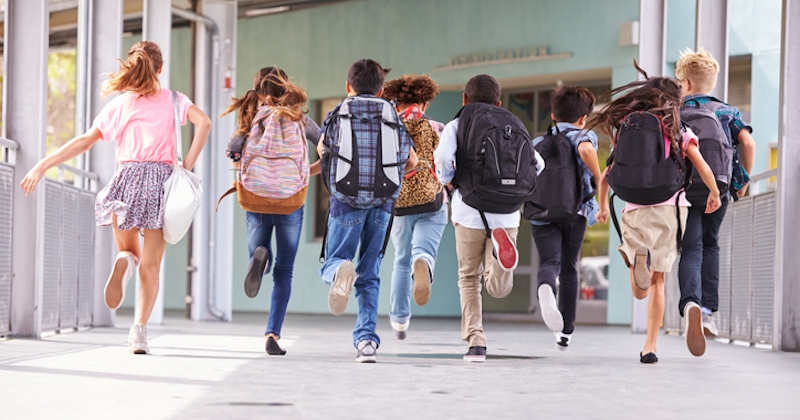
[265,335,286,356]
[463,346,487,362]
[639,352,658,364]
[245,246,268,298]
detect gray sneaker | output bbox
[328,261,357,316]
[356,340,378,363]
[538,284,564,332]
[128,324,149,355]
[390,319,409,340]
[703,312,719,337]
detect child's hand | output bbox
[704,191,722,214]
[736,182,749,198]
[596,206,609,224]
[20,165,46,197]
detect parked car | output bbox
[579,256,609,300]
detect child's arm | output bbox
[309,161,321,177]
[685,143,722,213]
[183,105,212,171]
[736,129,756,197]
[404,147,419,172]
[20,127,103,196]
[577,142,603,187]
[595,169,610,224]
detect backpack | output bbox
[523,124,589,222]
[680,97,738,204]
[321,96,409,209]
[605,111,689,205]
[216,107,309,215]
[453,102,538,216]
[394,117,444,216]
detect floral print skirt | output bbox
[95,162,173,231]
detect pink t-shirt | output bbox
[623,127,699,212]
[92,89,193,163]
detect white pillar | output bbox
[5,0,50,337]
[695,0,729,102]
[776,0,800,351]
[87,0,124,328]
[631,0,668,334]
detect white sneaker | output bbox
[356,340,378,363]
[555,332,571,351]
[390,319,409,340]
[684,302,706,357]
[703,312,719,337]
[538,284,564,332]
[328,261,357,316]
[104,252,138,310]
[128,324,149,355]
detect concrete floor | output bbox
[1,311,799,420]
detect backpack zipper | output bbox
[516,141,529,175]
[485,137,501,175]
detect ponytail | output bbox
[101,41,163,97]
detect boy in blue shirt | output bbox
[675,48,756,355]
[317,59,418,363]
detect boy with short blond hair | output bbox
[676,48,756,354]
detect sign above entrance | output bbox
[436,46,572,71]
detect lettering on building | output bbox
[436,46,572,71]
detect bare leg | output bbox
[642,272,665,355]
[112,216,141,261]
[134,229,167,325]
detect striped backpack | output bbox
[218,106,309,215]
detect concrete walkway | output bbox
[1,311,799,420]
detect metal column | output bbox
[86,0,124,328]
[4,0,50,337]
[776,0,800,351]
[140,0,174,325]
[631,0,668,334]
[695,0,729,102]
[186,0,236,322]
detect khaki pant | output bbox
[455,224,518,347]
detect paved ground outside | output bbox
[1,311,799,420]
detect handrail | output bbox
[0,138,19,150]
[747,169,778,196]
[56,163,100,181]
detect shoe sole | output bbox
[538,285,564,332]
[104,257,129,310]
[463,355,486,362]
[394,330,407,340]
[129,344,149,355]
[633,247,650,291]
[328,261,356,316]
[356,356,377,363]
[491,228,518,271]
[244,247,268,298]
[685,304,706,357]
[412,259,431,306]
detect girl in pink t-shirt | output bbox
[591,68,721,364]
[20,41,211,355]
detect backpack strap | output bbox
[379,209,395,259]
[319,209,330,263]
[609,193,623,244]
[215,186,237,213]
[675,192,684,254]
[479,210,492,239]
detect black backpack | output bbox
[605,111,689,205]
[454,102,538,218]
[680,97,735,205]
[523,124,590,222]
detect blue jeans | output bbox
[678,197,728,316]
[532,215,587,335]
[389,204,448,324]
[319,207,391,348]
[246,206,304,338]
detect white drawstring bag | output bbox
[162,91,202,244]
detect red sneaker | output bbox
[491,228,518,271]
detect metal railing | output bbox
[664,170,778,346]
[0,138,19,335]
[41,164,99,332]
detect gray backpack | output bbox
[680,98,734,206]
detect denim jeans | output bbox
[319,207,391,347]
[678,197,728,316]
[246,206,304,338]
[531,215,587,335]
[389,204,448,324]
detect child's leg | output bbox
[389,214,415,325]
[455,224,490,347]
[244,212,274,298]
[408,205,448,305]
[484,227,518,298]
[135,229,168,326]
[265,207,304,339]
[642,271,665,355]
[558,217,586,335]
[351,207,391,348]
[532,222,564,332]
[319,210,365,285]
